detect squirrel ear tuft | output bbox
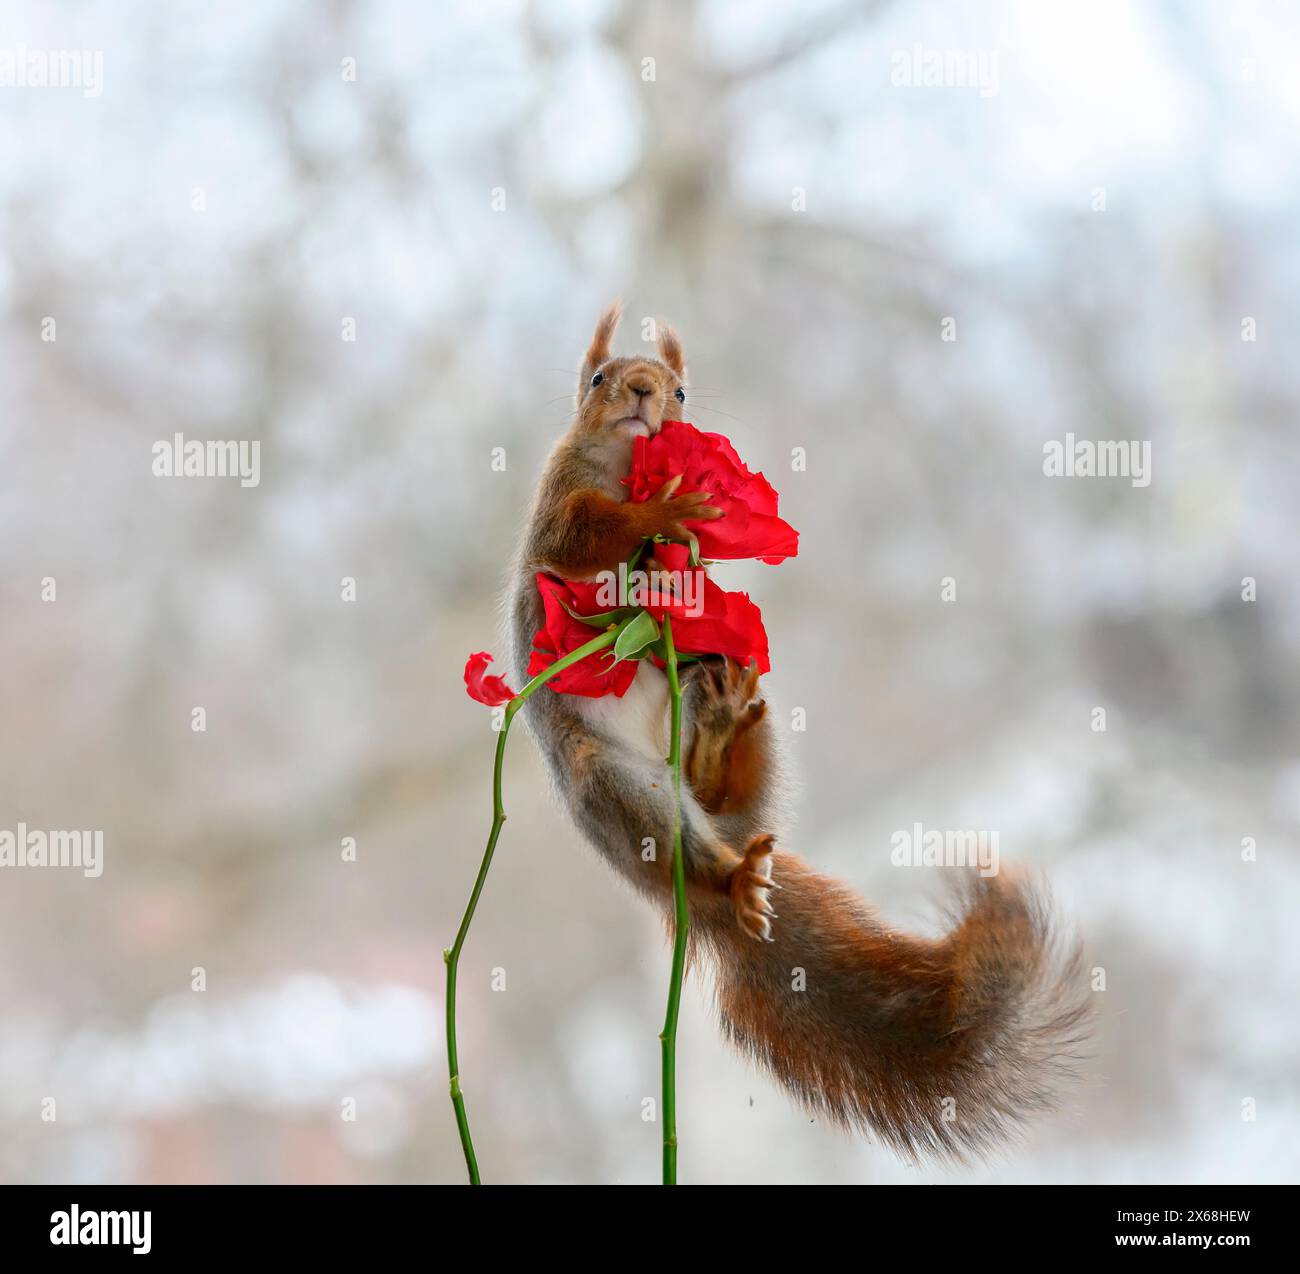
[657,323,685,377]
[580,300,622,388]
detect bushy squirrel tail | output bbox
[694,852,1092,1161]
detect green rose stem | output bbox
[444,625,621,1185]
[659,615,688,1185]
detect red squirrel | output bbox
[508,303,1091,1161]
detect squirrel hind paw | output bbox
[694,656,766,731]
[730,834,777,942]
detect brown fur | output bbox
[657,324,686,376]
[685,657,769,815]
[524,301,719,580]
[580,299,623,384]
[683,858,1091,1161]
[512,305,1092,1162]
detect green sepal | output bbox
[611,609,661,664]
[646,638,702,664]
[559,599,639,629]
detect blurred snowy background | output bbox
[1,0,1298,1184]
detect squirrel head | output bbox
[573,300,686,441]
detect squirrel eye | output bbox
[590,372,604,388]
[674,387,686,403]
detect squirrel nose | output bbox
[628,379,654,398]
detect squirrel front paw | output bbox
[728,833,777,942]
[639,474,722,545]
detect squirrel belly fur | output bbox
[507,303,1091,1162]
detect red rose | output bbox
[624,419,799,564]
[640,542,770,673]
[526,547,770,698]
[527,574,639,698]
[464,651,517,706]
